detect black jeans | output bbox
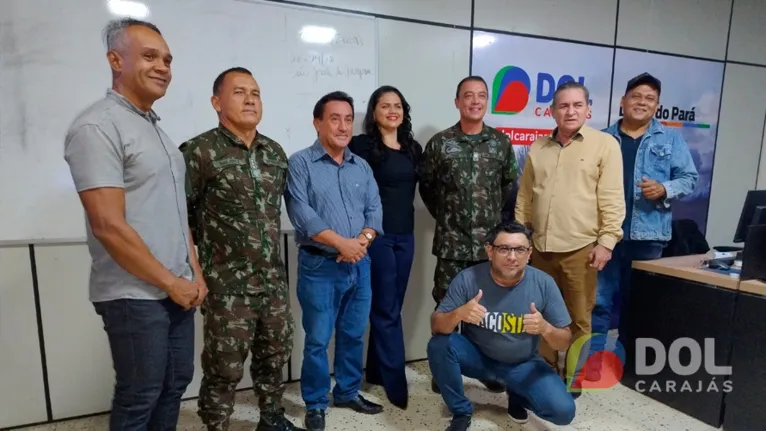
[94,297,196,430]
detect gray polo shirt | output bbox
[64,89,192,302]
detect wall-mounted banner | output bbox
[471,30,614,169]
[609,49,724,234]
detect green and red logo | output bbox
[491,65,532,115]
[565,333,626,393]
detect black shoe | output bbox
[507,396,529,424]
[304,409,325,431]
[431,377,441,394]
[446,414,471,431]
[480,379,506,393]
[333,395,383,414]
[256,408,306,431]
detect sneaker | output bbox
[507,396,529,424]
[256,408,306,431]
[479,379,506,393]
[304,409,325,431]
[445,414,471,431]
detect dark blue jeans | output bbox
[365,233,414,404]
[296,249,372,411]
[427,333,576,426]
[591,240,665,352]
[93,297,196,431]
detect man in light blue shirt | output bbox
[285,91,384,431]
[589,73,698,379]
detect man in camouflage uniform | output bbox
[420,76,519,393]
[182,67,304,431]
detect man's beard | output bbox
[492,264,523,281]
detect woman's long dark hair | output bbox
[362,85,421,168]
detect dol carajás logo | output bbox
[491,65,532,115]
[565,333,626,393]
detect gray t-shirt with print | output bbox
[437,263,571,364]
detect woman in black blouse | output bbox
[349,85,422,409]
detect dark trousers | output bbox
[93,297,196,431]
[296,249,372,411]
[365,233,415,405]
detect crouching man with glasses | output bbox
[427,221,576,431]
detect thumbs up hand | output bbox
[459,289,488,325]
[523,302,549,335]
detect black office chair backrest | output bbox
[662,219,710,257]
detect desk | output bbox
[622,255,738,428]
[722,279,766,431]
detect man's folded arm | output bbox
[284,155,343,249]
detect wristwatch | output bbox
[362,232,374,247]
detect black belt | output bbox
[300,245,338,258]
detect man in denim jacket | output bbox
[588,73,698,380]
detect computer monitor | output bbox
[733,190,766,243]
[741,224,766,282]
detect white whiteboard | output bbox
[0,0,378,243]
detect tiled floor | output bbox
[17,361,718,431]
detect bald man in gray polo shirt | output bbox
[64,18,207,429]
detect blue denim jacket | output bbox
[602,119,699,242]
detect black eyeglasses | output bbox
[491,244,530,256]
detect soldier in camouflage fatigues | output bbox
[420,86,520,305]
[182,68,303,431]
[420,77,519,394]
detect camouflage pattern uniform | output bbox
[182,125,295,430]
[419,122,519,305]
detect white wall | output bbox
[711,0,766,246]
[707,65,766,246]
[0,246,47,429]
[617,0,732,60]
[2,0,766,428]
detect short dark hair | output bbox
[313,91,354,120]
[551,81,590,106]
[455,76,488,98]
[103,18,161,52]
[484,220,532,245]
[213,67,253,95]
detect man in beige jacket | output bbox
[515,81,625,393]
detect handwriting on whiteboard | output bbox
[291,64,373,83]
[291,54,334,66]
[330,35,364,47]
